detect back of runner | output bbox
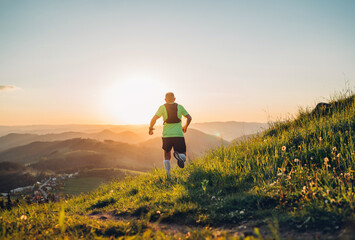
[149,92,192,178]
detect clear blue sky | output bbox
[1,0,354,124]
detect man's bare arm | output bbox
[182,114,192,133]
[149,115,160,135]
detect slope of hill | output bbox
[232,133,258,144]
[0,161,48,192]
[0,138,160,171]
[95,130,143,143]
[0,133,38,152]
[1,94,354,239]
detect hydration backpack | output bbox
[164,103,181,124]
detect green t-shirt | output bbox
[155,103,189,138]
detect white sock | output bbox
[164,160,171,177]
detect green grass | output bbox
[1,93,355,239]
[59,168,143,195]
[59,177,106,195]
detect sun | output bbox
[100,76,168,124]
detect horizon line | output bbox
[0,120,268,127]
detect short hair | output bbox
[165,92,175,101]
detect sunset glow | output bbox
[0,1,354,125]
[100,76,168,124]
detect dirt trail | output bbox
[89,211,199,236]
[88,211,349,239]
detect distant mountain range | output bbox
[0,121,268,140]
[0,130,144,152]
[0,124,144,138]
[0,121,268,172]
[0,129,229,172]
[0,121,268,152]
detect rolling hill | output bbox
[0,124,142,137]
[0,138,159,171]
[0,129,228,172]
[0,121,266,151]
[0,130,144,152]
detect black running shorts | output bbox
[162,137,186,153]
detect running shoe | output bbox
[174,152,186,168]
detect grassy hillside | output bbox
[58,168,142,195]
[0,94,354,239]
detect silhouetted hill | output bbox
[0,130,144,152]
[0,124,144,137]
[0,121,267,149]
[0,138,159,172]
[0,129,227,173]
[0,133,39,152]
[0,161,24,171]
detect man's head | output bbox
[165,92,176,103]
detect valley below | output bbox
[0,122,264,198]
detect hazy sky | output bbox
[1,0,354,125]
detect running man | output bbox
[149,92,192,178]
